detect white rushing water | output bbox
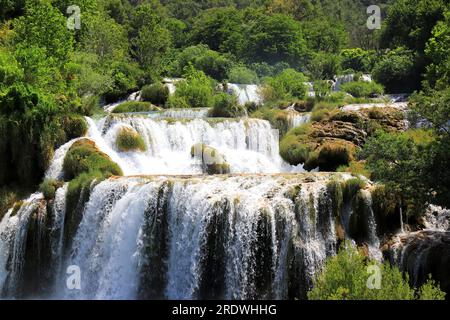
[73,115,303,175]
[226,84,263,106]
[17,174,337,300]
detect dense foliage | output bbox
[308,242,446,300]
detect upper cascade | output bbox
[46,115,304,179]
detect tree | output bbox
[241,11,308,67]
[188,7,244,54]
[80,13,128,64]
[13,0,73,64]
[308,241,445,300]
[424,11,450,89]
[302,18,349,54]
[372,47,419,93]
[129,3,171,80]
[170,45,233,81]
[340,48,376,73]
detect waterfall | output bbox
[360,190,382,261]
[0,174,359,300]
[148,108,209,119]
[89,115,300,175]
[288,112,311,129]
[226,84,263,106]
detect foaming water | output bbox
[89,115,303,175]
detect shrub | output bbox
[308,241,445,300]
[372,47,419,93]
[62,114,88,140]
[251,107,291,137]
[112,101,160,113]
[312,141,354,171]
[340,81,384,98]
[116,127,146,152]
[209,93,245,118]
[228,66,259,84]
[262,69,308,102]
[166,95,190,109]
[340,48,376,73]
[63,139,123,181]
[279,124,312,165]
[313,80,332,100]
[39,179,63,200]
[174,67,215,108]
[140,83,169,105]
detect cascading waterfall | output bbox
[1,174,357,300]
[226,84,263,106]
[91,115,301,175]
[0,97,391,299]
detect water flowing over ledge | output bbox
[0,173,389,300]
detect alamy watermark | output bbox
[367,5,382,30]
[66,5,81,30]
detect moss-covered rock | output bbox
[280,107,406,171]
[250,107,291,137]
[61,114,88,140]
[39,179,64,200]
[191,143,230,175]
[112,101,161,113]
[116,127,146,152]
[63,139,123,181]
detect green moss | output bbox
[112,101,161,113]
[63,139,123,181]
[39,179,64,200]
[337,161,371,178]
[116,127,147,152]
[11,201,24,217]
[280,124,313,165]
[327,179,344,218]
[251,107,291,137]
[342,177,367,203]
[61,114,88,140]
[310,141,355,171]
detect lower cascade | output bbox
[0,173,390,300]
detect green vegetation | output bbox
[39,179,63,200]
[261,69,308,103]
[112,101,160,113]
[209,93,245,118]
[308,242,445,300]
[140,83,169,106]
[63,139,123,181]
[116,127,147,152]
[340,81,384,98]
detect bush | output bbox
[140,83,169,105]
[340,81,384,98]
[112,101,160,113]
[63,139,123,181]
[61,114,88,140]
[209,93,245,118]
[307,241,446,300]
[313,80,332,100]
[227,66,259,84]
[116,127,146,152]
[165,95,190,109]
[280,124,312,165]
[174,67,215,108]
[262,69,308,102]
[340,48,376,73]
[372,47,419,93]
[251,107,291,137]
[39,179,63,200]
[171,45,232,81]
